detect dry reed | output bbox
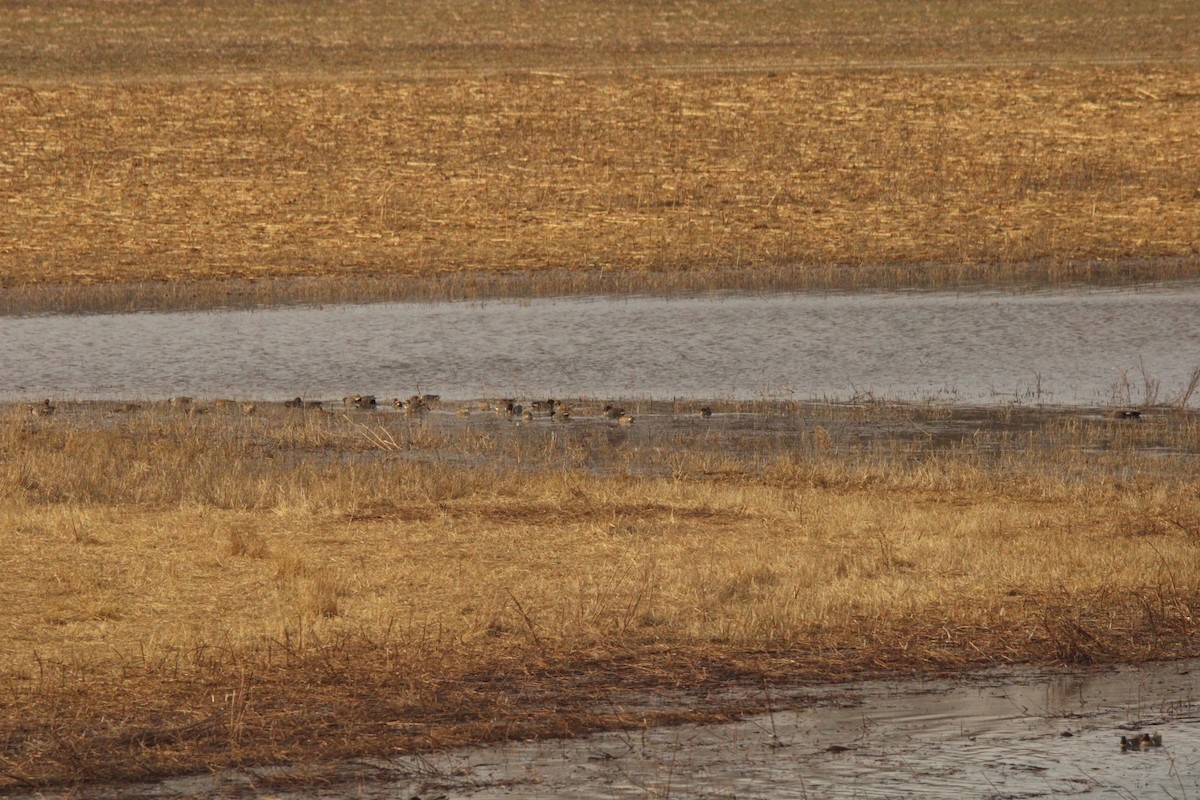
[2,401,1199,789]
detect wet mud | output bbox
[15,397,1200,483]
[30,660,1200,799]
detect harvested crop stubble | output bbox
[3,68,1200,294]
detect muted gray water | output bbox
[3,284,1200,404]
[411,661,1200,799]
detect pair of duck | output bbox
[28,398,54,416]
[602,404,634,425]
[394,394,440,412]
[1121,732,1163,751]
[496,398,524,415]
[343,394,377,410]
[285,397,322,409]
[497,398,566,417]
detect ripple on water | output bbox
[2,284,1200,405]
[404,661,1200,799]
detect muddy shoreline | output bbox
[12,397,1200,478]
[19,659,1199,799]
[3,260,1199,318]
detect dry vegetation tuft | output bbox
[2,401,1199,788]
[2,1,1200,312]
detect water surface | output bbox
[3,284,1199,405]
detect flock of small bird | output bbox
[334,394,640,425]
[23,395,721,425]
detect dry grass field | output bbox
[2,401,1200,788]
[2,1,1200,311]
[5,1,1200,791]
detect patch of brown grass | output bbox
[1,402,1199,789]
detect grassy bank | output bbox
[2,1,1200,313]
[2,401,1199,789]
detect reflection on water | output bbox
[364,663,1199,800]
[40,660,1200,799]
[386,661,1200,799]
[3,284,1200,405]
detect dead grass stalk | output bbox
[1,402,1199,788]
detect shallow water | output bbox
[380,661,1200,799]
[3,284,1200,405]
[44,660,1200,799]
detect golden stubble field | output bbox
[2,401,1200,787]
[1,1,1199,310]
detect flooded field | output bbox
[19,395,1200,483]
[32,660,1200,799]
[3,283,1200,406]
[6,284,1200,798]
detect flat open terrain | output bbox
[5,3,1200,793]
[3,399,1200,789]
[2,1,1200,312]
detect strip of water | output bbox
[2,284,1199,405]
